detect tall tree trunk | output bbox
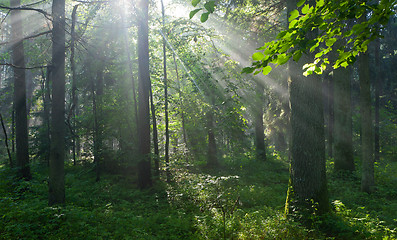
[359,33,375,193]
[150,84,160,177]
[374,38,381,162]
[325,72,334,158]
[71,4,79,166]
[285,0,329,220]
[10,0,31,180]
[49,0,66,205]
[161,0,170,182]
[333,43,354,171]
[93,68,103,182]
[41,68,51,166]
[254,82,266,161]
[120,1,138,128]
[137,0,152,189]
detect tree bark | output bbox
[137,0,152,189]
[10,0,31,180]
[48,0,66,205]
[285,0,329,220]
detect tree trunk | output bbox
[254,82,266,161]
[206,109,218,167]
[137,0,152,189]
[374,39,380,162]
[93,68,103,182]
[333,49,354,171]
[49,0,66,205]
[359,37,375,193]
[0,113,13,167]
[285,0,329,220]
[325,72,333,158]
[120,3,139,128]
[161,0,170,182]
[10,0,31,180]
[41,68,51,166]
[150,84,160,177]
[71,4,79,166]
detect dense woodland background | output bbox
[0,0,397,239]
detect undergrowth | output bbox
[0,153,396,239]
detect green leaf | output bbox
[189,8,202,19]
[262,66,272,75]
[242,67,255,74]
[301,4,309,14]
[192,0,200,7]
[277,31,287,39]
[289,19,298,28]
[297,0,305,7]
[293,51,302,62]
[289,10,299,22]
[317,0,324,7]
[204,1,215,13]
[252,52,264,61]
[325,38,337,47]
[200,12,209,22]
[277,54,289,65]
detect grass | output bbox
[0,153,396,239]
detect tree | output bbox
[358,23,375,193]
[333,39,354,171]
[284,0,329,219]
[137,0,152,189]
[10,0,31,180]
[254,82,266,161]
[48,0,66,205]
[161,0,170,181]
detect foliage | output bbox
[242,0,397,76]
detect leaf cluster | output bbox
[243,0,396,76]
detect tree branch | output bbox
[0,4,51,20]
[0,62,50,69]
[0,30,52,45]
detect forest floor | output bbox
[0,153,396,239]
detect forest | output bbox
[0,0,397,238]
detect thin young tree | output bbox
[161,0,170,181]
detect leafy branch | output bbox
[242,0,396,76]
